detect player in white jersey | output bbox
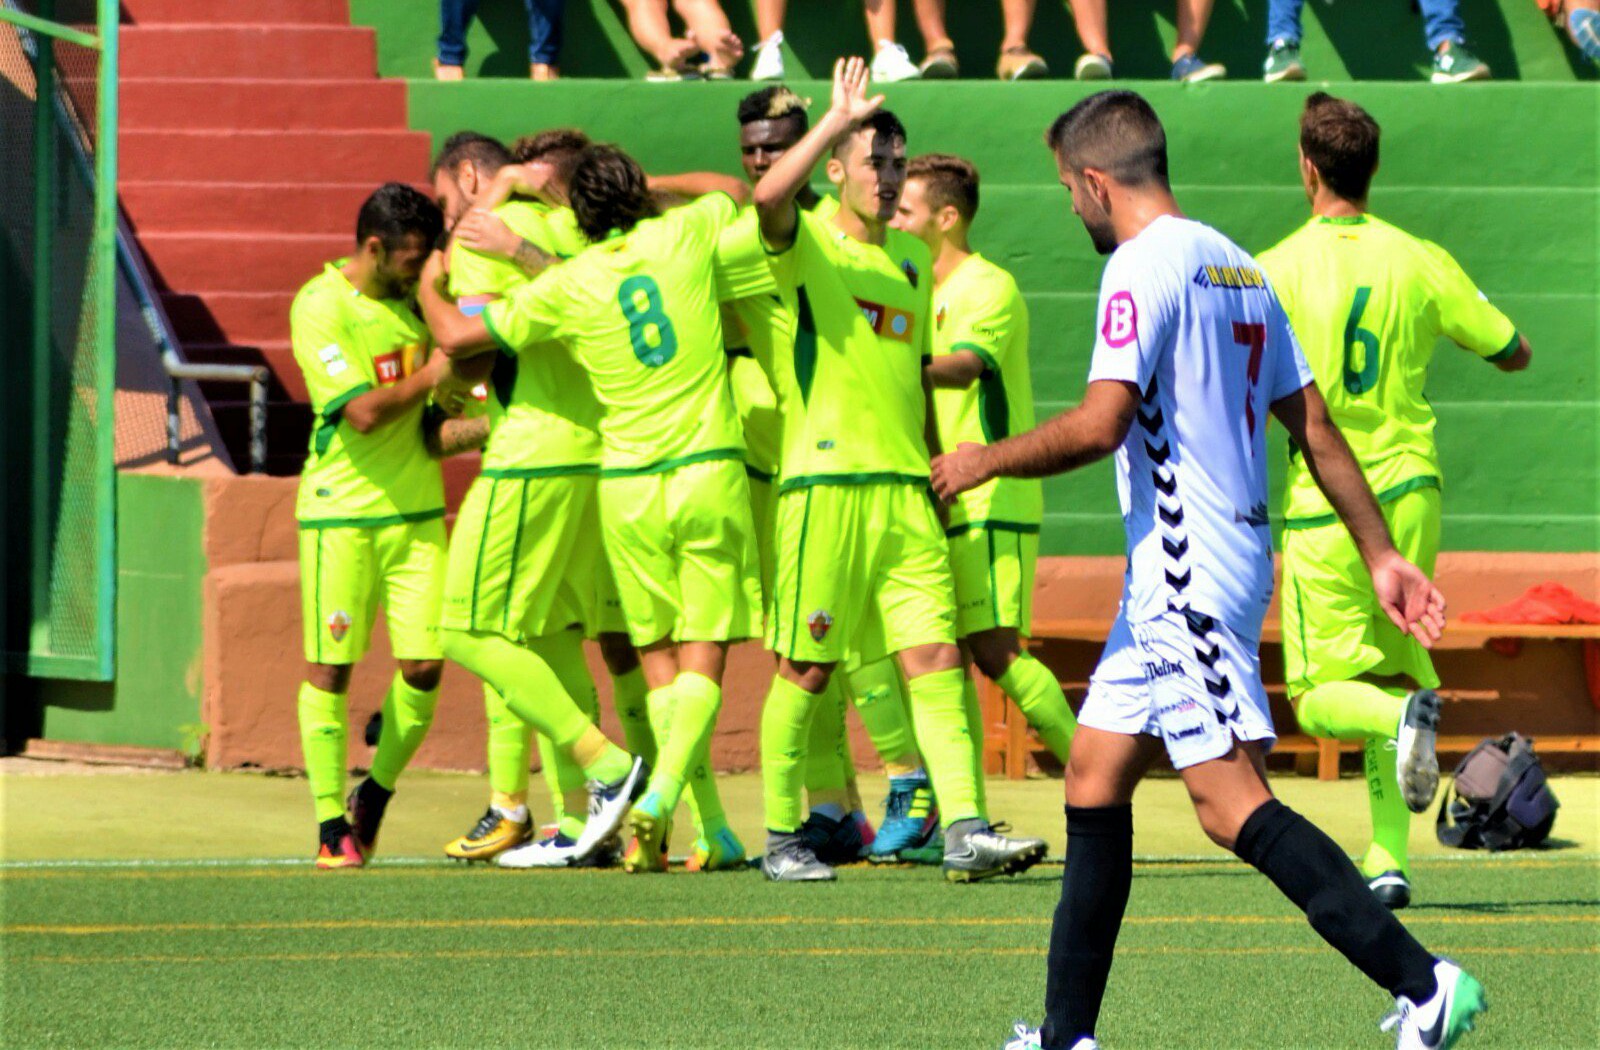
[933,92,1484,1050]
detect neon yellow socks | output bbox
[682,737,729,835]
[440,627,632,784]
[847,657,921,775]
[997,654,1078,763]
[484,685,533,800]
[961,673,989,820]
[1362,737,1410,877]
[367,672,439,792]
[906,666,981,825]
[644,672,723,812]
[761,675,820,833]
[528,631,600,832]
[297,682,348,823]
[612,666,657,764]
[1295,680,1406,740]
[804,678,852,814]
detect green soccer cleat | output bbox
[1431,43,1491,83]
[1263,40,1305,82]
[1382,959,1487,1049]
[685,827,748,872]
[623,792,670,874]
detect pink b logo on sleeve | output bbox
[1102,291,1138,348]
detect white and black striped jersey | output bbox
[1086,215,1314,641]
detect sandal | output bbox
[997,45,1049,81]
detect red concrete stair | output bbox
[140,232,350,292]
[121,129,431,183]
[121,26,376,79]
[121,182,381,235]
[161,291,298,346]
[120,79,407,131]
[122,0,352,24]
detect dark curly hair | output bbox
[568,144,658,242]
[355,182,444,251]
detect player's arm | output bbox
[423,412,491,458]
[924,351,985,388]
[648,171,751,209]
[1489,333,1532,373]
[482,160,564,210]
[451,210,559,278]
[753,56,883,251]
[1426,242,1533,374]
[342,349,451,434]
[931,379,1135,497]
[1271,382,1446,647]
[417,249,497,359]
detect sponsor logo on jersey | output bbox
[936,303,948,330]
[374,351,403,385]
[319,343,349,376]
[327,610,352,643]
[807,609,834,641]
[1167,724,1207,742]
[1157,697,1200,716]
[855,298,914,344]
[1191,265,1267,291]
[1101,290,1138,348]
[1143,658,1185,681]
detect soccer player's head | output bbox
[892,153,979,251]
[568,143,659,242]
[1297,92,1380,207]
[353,183,444,299]
[1044,91,1169,255]
[430,131,512,228]
[827,110,908,225]
[512,127,592,196]
[736,85,810,184]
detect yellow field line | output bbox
[17,945,1597,967]
[8,912,1595,937]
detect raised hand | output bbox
[1370,551,1448,648]
[829,56,885,127]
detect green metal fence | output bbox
[1,0,118,681]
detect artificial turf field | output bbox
[3,767,1597,1048]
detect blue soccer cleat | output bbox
[869,771,940,861]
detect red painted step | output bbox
[121,78,407,131]
[121,129,431,183]
[122,182,387,235]
[162,291,295,345]
[121,26,376,80]
[140,231,348,292]
[124,0,351,25]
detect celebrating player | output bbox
[749,57,1047,883]
[727,86,938,866]
[288,183,452,869]
[1259,92,1531,909]
[422,142,766,874]
[934,91,1481,1050]
[892,152,1079,795]
[426,131,652,868]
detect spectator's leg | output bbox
[1066,0,1112,61]
[1417,0,1467,51]
[673,0,744,75]
[911,0,958,77]
[1173,0,1213,60]
[622,0,699,74]
[755,0,787,42]
[865,0,920,79]
[1001,0,1037,51]
[526,0,564,78]
[864,0,897,46]
[1264,0,1305,49]
[436,0,481,78]
[995,0,1047,79]
[1570,0,1600,65]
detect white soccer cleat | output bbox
[999,1025,1097,1050]
[570,757,647,862]
[495,831,580,869]
[1395,688,1442,813]
[870,40,921,82]
[1381,959,1487,1049]
[749,31,785,80]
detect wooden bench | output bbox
[981,618,1600,780]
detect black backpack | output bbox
[1436,733,1559,851]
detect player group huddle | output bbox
[288,61,1527,1049]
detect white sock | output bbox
[493,803,529,824]
[812,802,846,821]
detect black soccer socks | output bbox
[1041,804,1133,1049]
[1233,799,1438,1004]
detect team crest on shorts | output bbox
[327,610,352,643]
[807,609,834,642]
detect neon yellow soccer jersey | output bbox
[930,252,1042,532]
[1259,214,1518,526]
[291,260,443,526]
[449,200,600,475]
[760,206,935,490]
[484,193,748,475]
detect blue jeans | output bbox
[438,0,566,67]
[1265,0,1464,52]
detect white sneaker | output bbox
[1395,688,1442,813]
[999,1026,1097,1050]
[1381,959,1487,1049]
[495,832,580,869]
[571,756,647,862]
[750,31,785,81]
[870,40,921,82]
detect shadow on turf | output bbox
[1408,898,1600,912]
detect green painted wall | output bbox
[406,79,1599,555]
[35,473,206,752]
[351,0,1598,82]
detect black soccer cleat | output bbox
[799,811,867,866]
[345,777,392,859]
[1368,869,1412,910]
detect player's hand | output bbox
[454,209,522,260]
[829,56,885,127]
[420,249,449,300]
[930,442,992,504]
[1370,550,1447,649]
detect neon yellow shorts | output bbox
[769,482,957,665]
[599,456,763,646]
[300,517,446,665]
[1281,485,1442,696]
[748,471,777,612]
[440,470,604,642]
[947,525,1038,637]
